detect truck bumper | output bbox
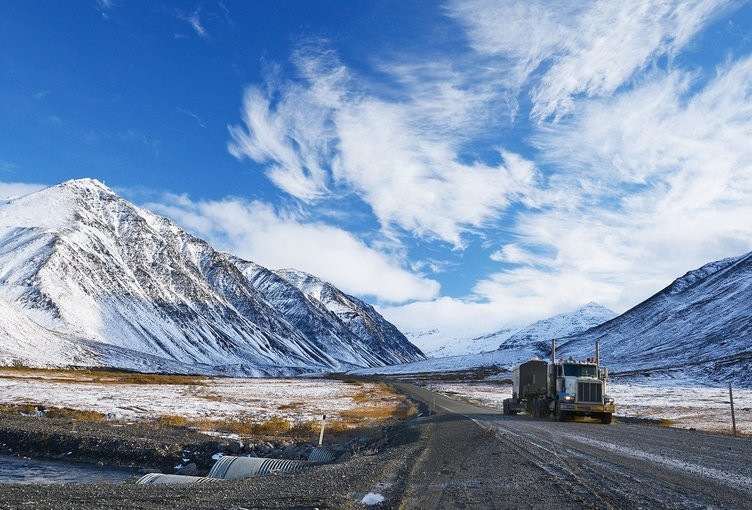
[560,403,615,413]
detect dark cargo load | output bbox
[513,359,547,400]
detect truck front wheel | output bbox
[601,413,612,424]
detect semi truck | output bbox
[502,340,615,423]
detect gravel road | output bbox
[1,383,750,509]
[396,382,752,509]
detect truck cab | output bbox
[552,360,614,423]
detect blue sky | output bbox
[2,1,752,336]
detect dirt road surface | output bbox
[1,383,750,509]
[396,382,752,509]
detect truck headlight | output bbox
[562,394,575,402]
[604,395,615,405]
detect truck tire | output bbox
[533,398,544,419]
[503,401,509,415]
[540,400,549,419]
[601,413,612,424]
[555,400,565,422]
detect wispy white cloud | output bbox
[378,3,751,333]
[476,55,752,315]
[121,129,161,156]
[379,297,508,338]
[176,107,206,128]
[0,161,17,173]
[94,0,117,19]
[179,9,209,40]
[446,0,732,121]
[228,46,538,247]
[223,2,750,335]
[147,194,440,303]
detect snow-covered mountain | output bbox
[406,302,615,358]
[359,254,752,387]
[559,253,752,384]
[0,179,423,375]
[406,327,516,357]
[356,303,617,375]
[0,295,90,368]
[500,302,616,349]
[274,269,424,364]
[234,260,422,367]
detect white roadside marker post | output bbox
[729,383,737,437]
[319,414,326,446]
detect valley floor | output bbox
[0,368,411,427]
[429,379,752,435]
[1,382,750,509]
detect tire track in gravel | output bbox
[395,382,752,509]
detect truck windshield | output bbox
[563,364,597,377]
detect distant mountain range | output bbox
[5,179,749,385]
[360,255,752,386]
[408,302,615,357]
[360,302,617,375]
[0,179,424,375]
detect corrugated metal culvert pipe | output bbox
[207,456,308,481]
[307,447,337,464]
[136,473,219,485]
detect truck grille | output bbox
[577,382,602,403]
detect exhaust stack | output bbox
[551,338,556,366]
[551,338,557,396]
[595,340,601,378]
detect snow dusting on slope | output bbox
[0,179,421,375]
[407,302,615,359]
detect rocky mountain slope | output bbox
[234,260,422,367]
[274,269,424,364]
[0,179,423,375]
[559,252,752,384]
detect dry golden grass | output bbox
[278,401,305,410]
[195,393,225,402]
[19,404,38,415]
[0,403,108,422]
[0,366,206,386]
[150,379,417,441]
[337,380,418,425]
[287,419,319,438]
[190,415,293,436]
[339,402,417,421]
[46,407,108,422]
[352,391,371,403]
[156,414,189,427]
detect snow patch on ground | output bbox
[0,371,399,423]
[431,381,751,434]
[361,493,385,505]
